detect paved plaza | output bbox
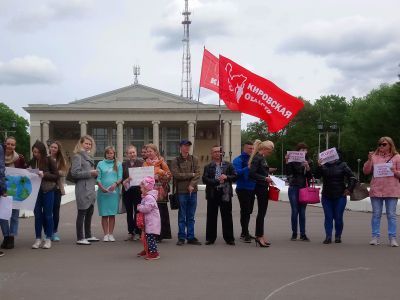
[1,192,399,300]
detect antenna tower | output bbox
[133,65,140,85]
[180,0,193,99]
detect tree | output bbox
[0,102,30,157]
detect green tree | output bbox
[0,102,30,157]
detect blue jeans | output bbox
[34,190,55,239]
[321,195,347,238]
[288,186,307,235]
[178,192,197,240]
[0,209,20,236]
[370,197,398,238]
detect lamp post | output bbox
[317,121,340,151]
[0,119,17,139]
[357,158,361,181]
[317,121,324,154]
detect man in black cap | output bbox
[171,139,201,246]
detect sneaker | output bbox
[300,235,310,242]
[108,235,116,242]
[323,237,332,244]
[0,251,4,257]
[187,238,202,245]
[76,239,91,245]
[87,236,99,242]
[32,239,42,249]
[42,239,52,249]
[52,233,61,242]
[226,240,235,246]
[242,235,252,243]
[133,234,140,241]
[125,234,134,241]
[390,238,399,247]
[291,234,297,241]
[369,237,380,245]
[103,235,109,242]
[137,250,146,257]
[176,239,185,246]
[145,252,160,260]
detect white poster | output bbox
[0,196,13,220]
[5,167,42,211]
[373,163,394,178]
[269,175,285,191]
[128,166,154,186]
[287,151,306,163]
[319,148,339,165]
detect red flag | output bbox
[219,55,304,132]
[199,48,219,93]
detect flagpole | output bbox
[193,81,201,155]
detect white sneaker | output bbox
[369,237,380,245]
[76,239,91,245]
[32,239,42,249]
[103,234,109,242]
[42,239,52,249]
[87,236,99,242]
[108,234,116,242]
[390,238,399,247]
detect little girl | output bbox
[137,176,161,260]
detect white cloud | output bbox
[0,55,61,85]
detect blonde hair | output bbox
[73,135,96,155]
[248,139,274,167]
[145,143,160,158]
[104,146,118,171]
[375,136,398,156]
[125,144,137,153]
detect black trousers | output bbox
[236,189,255,236]
[206,190,234,243]
[254,184,269,237]
[157,202,172,239]
[76,204,94,241]
[122,187,142,235]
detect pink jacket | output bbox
[137,189,161,235]
[363,153,400,198]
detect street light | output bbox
[357,158,361,181]
[0,119,17,139]
[317,121,340,151]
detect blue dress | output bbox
[96,159,122,216]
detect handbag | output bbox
[136,212,145,229]
[350,182,369,201]
[66,153,81,183]
[268,185,280,201]
[169,179,179,210]
[299,179,321,204]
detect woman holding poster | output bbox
[316,150,356,244]
[286,143,313,242]
[363,136,400,247]
[143,144,172,242]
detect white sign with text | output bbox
[128,166,155,186]
[373,163,394,178]
[287,151,306,163]
[319,148,339,165]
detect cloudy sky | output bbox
[1,0,399,128]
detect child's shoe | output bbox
[145,252,160,260]
[137,250,146,257]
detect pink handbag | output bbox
[299,179,320,204]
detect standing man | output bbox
[171,140,201,246]
[232,141,255,243]
[202,145,237,245]
[0,144,7,257]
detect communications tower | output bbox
[180,0,193,99]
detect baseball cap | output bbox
[179,139,192,146]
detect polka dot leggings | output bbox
[146,234,158,254]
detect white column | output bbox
[231,120,242,160]
[79,120,88,137]
[30,121,41,153]
[41,121,50,145]
[187,120,196,154]
[223,120,231,160]
[116,120,124,162]
[152,121,160,150]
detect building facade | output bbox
[24,84,241,171]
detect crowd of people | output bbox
[0,135,399,259]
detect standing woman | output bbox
[49,141,69,242]
[249,139,275,248]
[143,144,172,241]
[96,146,122,242]
[1,136,26,249]
[316,150,356,244]
[286,142,313,241]
[122,145,144,241]
[28,141,59,249]
[70,135,99,245]
[363,137,400,247]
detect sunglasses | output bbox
[378,143,388,147]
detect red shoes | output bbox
[145,252,160,260]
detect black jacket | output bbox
[315,160,356,199]
[202,161,237,201]
[249,154,269,187]
[286,161,313,188]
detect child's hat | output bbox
[141,176,155,190]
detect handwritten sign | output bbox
[319,148,339,165]
[128,166,154,186]
[287,151,306,163]
[373,163,394,178]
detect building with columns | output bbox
[24,84,241,171]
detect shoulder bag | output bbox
[299,178,320,204]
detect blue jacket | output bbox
[233,152,255,190]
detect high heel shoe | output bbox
[255,238,269,248]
